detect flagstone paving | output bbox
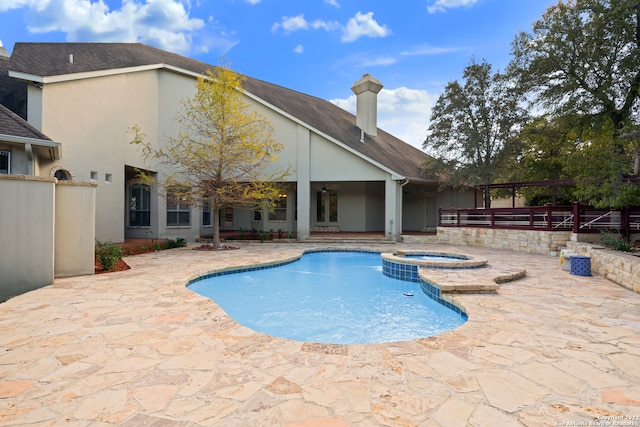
[1,242,639,426]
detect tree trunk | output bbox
[212,208,221,249]
[484,184,492,208]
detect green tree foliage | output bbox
[507,115,578,205]
[422,59,528,207]
[509,0,640,207]
[510,0,639,132]
[131,64,291,248]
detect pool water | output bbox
[403,254,466,262]
[188,251,467,345]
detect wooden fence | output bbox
[439,203,640,238]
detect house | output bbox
[0,103,62,175]
[0,50,62,175]
[0,80,96,300]
[3,42,474,244]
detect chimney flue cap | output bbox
[351,74,383,95]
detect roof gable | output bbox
[0,104,51,141]
[7,42,434,181]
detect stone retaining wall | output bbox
[403,227,572,256]
[402,228,640,294]
[566,242,640,293]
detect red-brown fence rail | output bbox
[439,203,640,237]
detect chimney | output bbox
[350,73,383,138]
[0,46,9,59]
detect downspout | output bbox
[25,143,33,175]
[395,178,410,241]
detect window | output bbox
[253,206,262,222]
[54,169,72,180]
[202,200,212,226]
[167,187,191,226]
[269,194,287,221]
[0,151,10,174]
[129,184,151,227]
[90,171,98,180]
[105,173,112,183]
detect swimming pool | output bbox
[188,251,467,345]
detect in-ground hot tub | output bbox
[381,250,488,282]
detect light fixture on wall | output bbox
[321,186,327,193]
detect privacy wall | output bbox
[0,175,96,302]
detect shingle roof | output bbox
[0,103,51,141]
[8,42,435,181]
[0,57,27,119]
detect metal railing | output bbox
[439,203,640,236]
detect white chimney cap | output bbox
[351,73,383,96]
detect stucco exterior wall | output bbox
[0,175,55,302]
[0,175,97,301]
[0,143,30,174]
[309,133,388,181]
[39,71,162,242]
[55,181,97,278]
[365,181,385,231]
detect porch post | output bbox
[385,176,401,241]
[296,126,311,240]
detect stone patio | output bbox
[1,242,639,426]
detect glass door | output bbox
[316,190,338,225]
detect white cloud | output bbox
[362,56,397,67]
[293,44,303,54]
[324,0,340,7]
[272,14,308,33]
[330,86,437,150]
[341,11,391,42]
[0,0,236,55]
[245,0,260,4]
[311,19,341,32]
[427,0,480,14]
[272,11,389,43]
[0,0,30,12]
[401,43,460,56]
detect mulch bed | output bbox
[95,258,131,274]
[95,244,239,274]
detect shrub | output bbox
[166,237,187,248]
[600,230,633,252]
[95,240,124,271]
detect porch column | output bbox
[296,126,311,240]
[385,176,402,241]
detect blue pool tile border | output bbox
[419,279,468,319]
[382,258,468,319]
[188,249,380,285]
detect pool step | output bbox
[419,265,526,294]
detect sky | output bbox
[0,0,557,151]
